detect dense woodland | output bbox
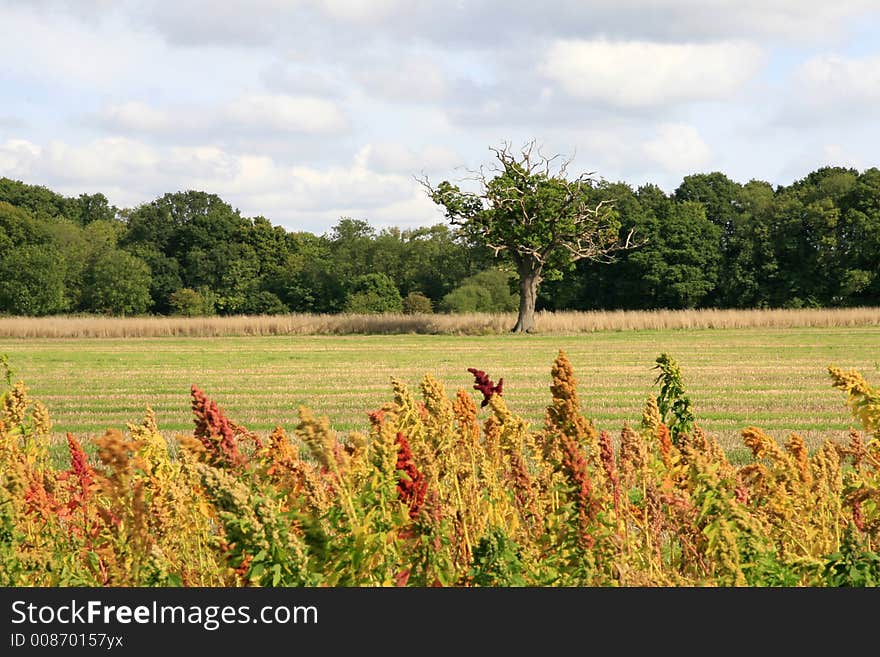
[0,165,879,317]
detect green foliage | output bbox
[401,291,434,314]
[0,200,50,249]
[0,353,13,386]
[673,171,741,244]
[129,247,183,314]
[440,286,492,313]
[0,244,67,315]
[3,161,880,317]
[628,193,722,309]
[375,224,481,302]
[821,527,880,587]
[70,193,118,225]
[195,464,314,586]
[0,177,74,222]
[238,291,289,315]
[440,269,518,313]
[426,142,631,331]
[0,487,24,585]
[169,287,216,317]
[468,528,527,586]
[344,273,403,314]
[652,352,695,444]
[84,250,152,315]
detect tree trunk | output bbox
[511,267,541,333]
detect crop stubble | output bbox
[1,327,877,460]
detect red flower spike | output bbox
[395,432,428,519]
[853,500,865,533]
[191,385,246,468]
[467,368,503,408]
[67,432,96,502]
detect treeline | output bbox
[541,167,880,311]
[1,166,879,317]
[0,180,504,317]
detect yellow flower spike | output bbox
[452,388,480,452]
[641,396,662,437]
[2,380,28,426]
[32,401,52,437]
[742,426,774,461]
[295,406,347,472]
[828,366,880,439]
[617,420,652,554]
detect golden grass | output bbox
[1,307,879,338]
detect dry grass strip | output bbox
[1,307,879,338]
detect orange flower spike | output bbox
[190,385,246,469]
[560,431,597,546]
[657,424,673,469]
[784,433,812,485]
[599,430,621,515]
[66,432,96,502]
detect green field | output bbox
[2,327,878,460]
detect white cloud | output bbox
[315,0,404,22]
[131,1,879,47]
[540,39,764,108]
[165,146,239,183]
[796,52,880,107]
[359,143,462,175]
[2,0,879,235]
[221,94,349,135]
[585,1,877,41]
[642,123,711,174]
[40,138,163,189]
[822,144,863,170]
[366,185,447,230]
[8,0,878,54]
[99,102,185,135]
[0,5,145,85]
[0,139,42,178]
[355,57,450,102]
[92,95,349,139]
[0,136,435,231]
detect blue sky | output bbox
[1,0,879,235]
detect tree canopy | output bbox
[422,142,638,332]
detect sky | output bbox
[1,0,879,236]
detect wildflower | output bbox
[784,433,811,484]
[560,431,597,547]
[657,423,673,468]
[190,385,245,468]
[545,351,597,449]
[467,368,503,408]
[67,432,96,503]
[2,380,28,425]
[598,430,621,515]
[453,389,480,451]
[507,451,540,525]
[619,422,647,485]
[395,432,427,519]
[32,401,52,436]
[852,499,865,533]
[641,396,662,436]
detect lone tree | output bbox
[420,141,638,333]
